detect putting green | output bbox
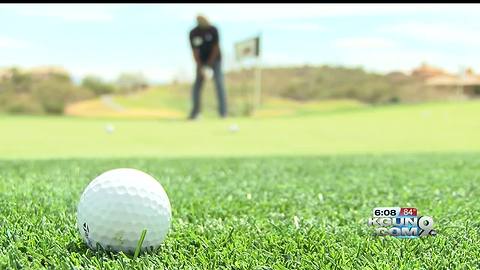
[1,100,479,159]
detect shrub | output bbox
[116,73,149,94]
[81,76,116,95]
[473,85,480,95]
[3,94,44,114]
[0,68,33,94]
[32,79,75,114]
[0,67,98,115]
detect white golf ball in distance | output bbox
[76,168,172,253]
[229,123,239,133]
[105,124,115,134]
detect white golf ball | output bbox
[105,124,115,134]
[229,123,239,133]
[76,168,171,253]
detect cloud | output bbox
[67,66,118,82]
[14,4,115,22]
[164,4,478,23]
[141,67,176,83]
[382,21,480,45]
[68,65,176,83]
[334,37,397,49]
[0,37,30,49]
[333,47,458,74]
[261,51,306,66]
[268,22,326,32]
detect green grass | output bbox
[112,86,189,112]
[66,85,366,119]
[2,100,480,159]
[1,100,480,268]
[1,155,479,269]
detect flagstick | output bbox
[457,65,465,99]
[254,59,262,111]
[234,33,262,115]
[253,32,262,113]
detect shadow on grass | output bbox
[65,238,165,261]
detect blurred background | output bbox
[0,4,479,158]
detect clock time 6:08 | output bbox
[373,207,401,217]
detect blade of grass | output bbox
[133,229,147,259]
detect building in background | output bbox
[426,67,480,97]
[411,63,480,98]
[411,62,448,79]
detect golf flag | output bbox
[235,36,260,61]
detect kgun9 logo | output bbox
[368,207,437,238]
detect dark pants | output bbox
[189,60,227,119]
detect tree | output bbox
[115,72,149,94]
[81,75,116,96]
[32,77,93,114]
[9,68,33,94]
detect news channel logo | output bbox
[367,207,437,238]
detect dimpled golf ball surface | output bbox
[77,168,171,253]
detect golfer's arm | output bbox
[207,44,219,65]
[192,49,201,65]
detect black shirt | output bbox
[189,26,221,64]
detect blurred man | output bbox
[188,15,227,120]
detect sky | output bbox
[1,4,480,83]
